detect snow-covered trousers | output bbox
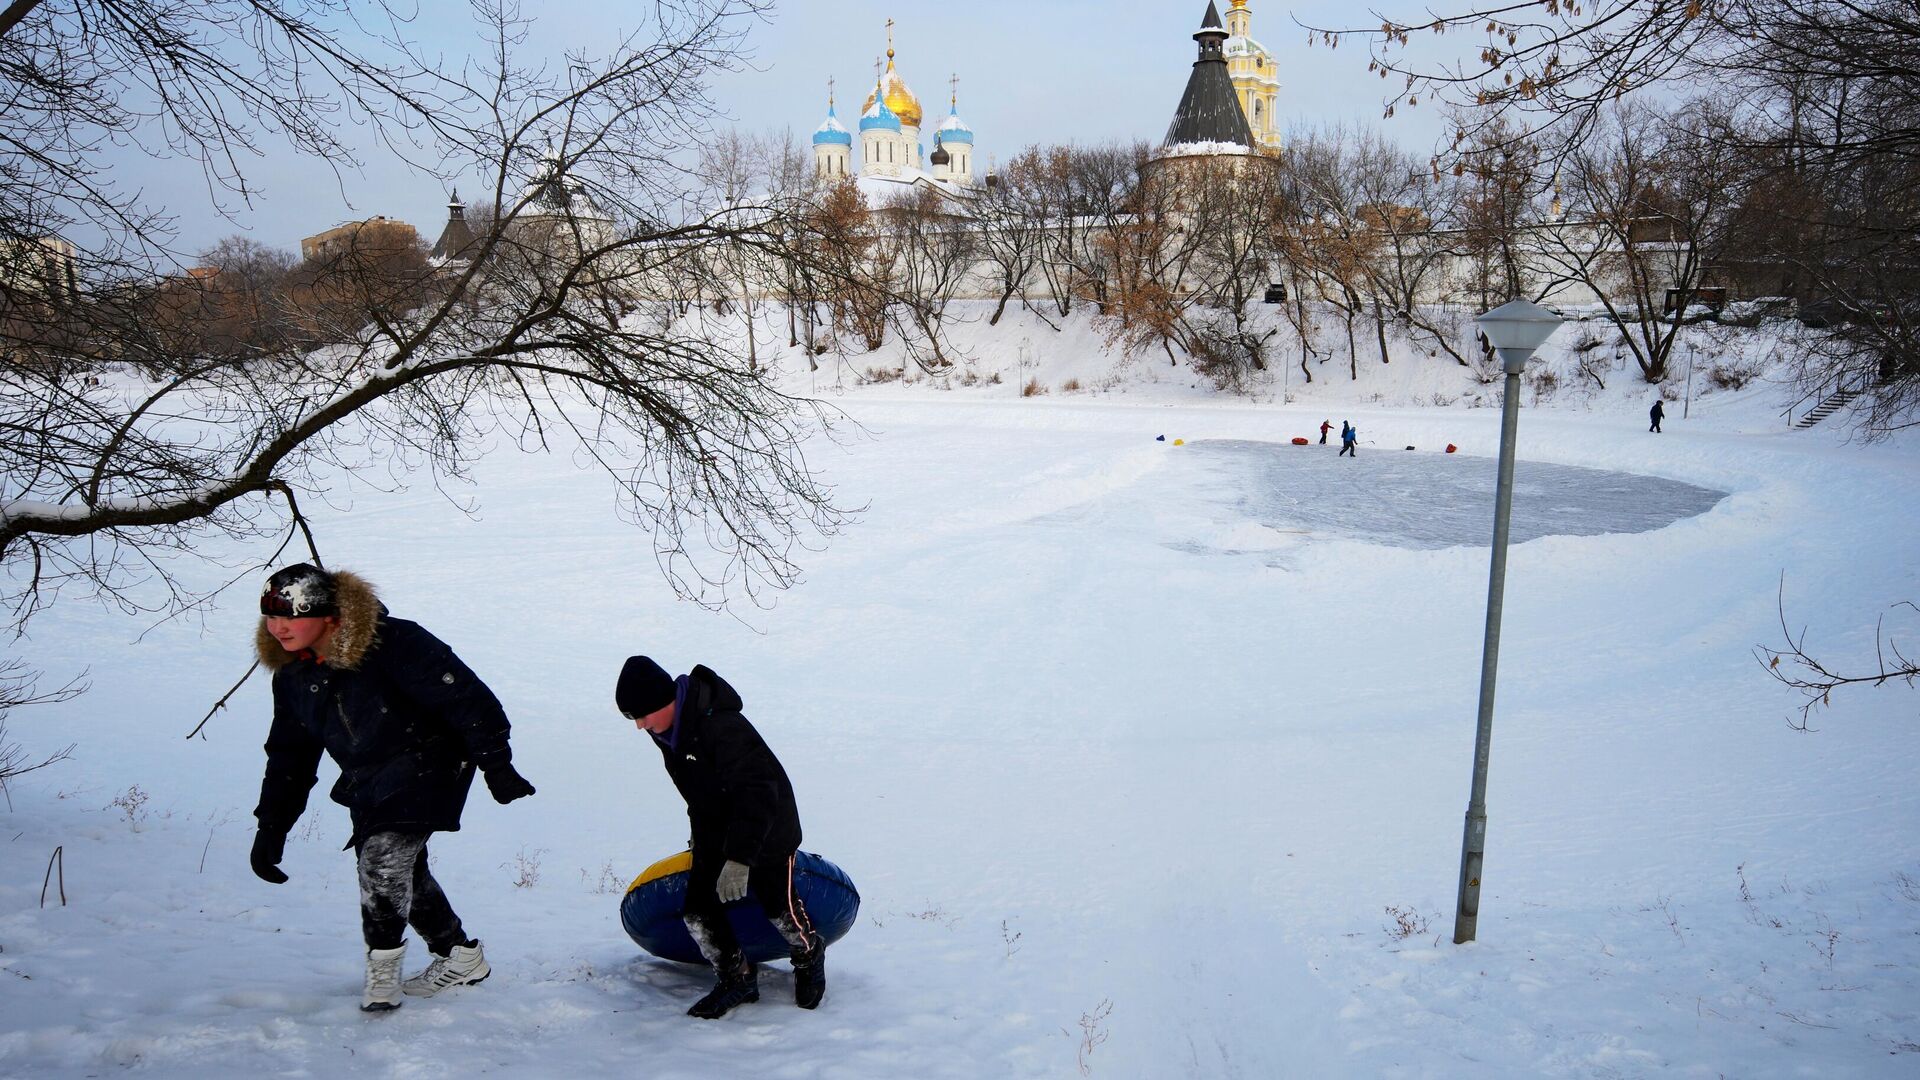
[355,831,467,953]
[681,848,818,968]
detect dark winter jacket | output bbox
[1651,401,1666,420]
[651,665,802,866]
[252,571,514,848]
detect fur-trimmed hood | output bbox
[256,569,383,671]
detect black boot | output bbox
[791,937,826,1010]
[688,955,759,1019]
[773,912,826,1010]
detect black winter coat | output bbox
[652,665,802,866]
[252,571,514,848]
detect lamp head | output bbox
[1476,299,1564,371]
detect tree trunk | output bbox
[1345,310,1359,381]
[990,282,1014,326]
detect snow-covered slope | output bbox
[757,299,1825,437]
[1,311,1916,1077]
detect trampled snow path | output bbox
[2,397,1917,1078]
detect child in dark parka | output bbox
[250,563,536,1011]
[618,655,825,1018]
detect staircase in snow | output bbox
[1794,384,1870,428]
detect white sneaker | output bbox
[363,944,406,1012]
[403,941,491,997]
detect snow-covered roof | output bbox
[859,92,901,133]
[813,105,852,146]
[1223,34,1269,58]
[853,171,976,206]
[1153,139,1260,160]
[937,107,974,144]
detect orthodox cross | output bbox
[949,73,959,107]
[885,18,895,60]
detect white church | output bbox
[809,22,979,198]
[807,4,1286,201]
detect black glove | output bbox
[250,828,289,885]
[484,763,535,804]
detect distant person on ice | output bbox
[1649,399,1665,433]
[248,563,536,1012]
[618,655,826,1019]
[1320,419,1332,444]
[1339,421,1358,458]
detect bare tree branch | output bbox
[1757,574,1920,729]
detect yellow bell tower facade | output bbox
[1222,1,1282,150]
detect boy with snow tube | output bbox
[618,655,826,1018]
[248,563,537,1011]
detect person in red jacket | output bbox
[619,655,825,1018]
[1320,419,1332,444]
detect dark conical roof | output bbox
[430,190,477,262]
[1163,2,1253,147]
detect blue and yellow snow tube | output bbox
[619,850,861,965]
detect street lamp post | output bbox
[1453,298,1563,945]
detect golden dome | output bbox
[863,59,922,129]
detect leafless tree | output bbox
[696,129,815,373]
[754,136,826,355]
[1181,153,1287,388]
[1311,0,1920,431]
[0,659,82,803]
[881,185,978,373]
[1275,126,1381,380]
[1349,134,1474,368]
[1537,101,1746,382]
[809,176,893,355]
[0,0,857,629]
[1036,142,1149,320]
[969,148,1048,326]
[1023,147,1084,320]
[1450,115,1546,311]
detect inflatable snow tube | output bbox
[1290,437,1309,445]
[619,850,861,965]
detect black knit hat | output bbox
[617,656,676,719]
[260,563,338,618]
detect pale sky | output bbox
[136,1,1453,257]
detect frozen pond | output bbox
[1096,439,1727,550]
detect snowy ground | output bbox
[3,320,1919,1077]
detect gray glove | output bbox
[716,859,750,903]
